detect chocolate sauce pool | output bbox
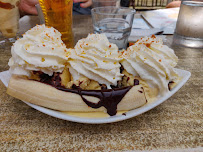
[35,72,139,116]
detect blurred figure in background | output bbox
[120,0,135,8]
[19,0,38,15]
[73,0,92,15]
[167,0,203,8]
[120,0,130,7]
[19,0,92,15]
[166,0,181,8]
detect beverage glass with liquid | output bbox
[39,0,74,48]
[91,6,135,50]
[0,0,20,48]
[173,0,203,48]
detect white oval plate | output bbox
[0,69,191,124]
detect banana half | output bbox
[7,75,148,116]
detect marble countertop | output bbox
[0,15,202,151]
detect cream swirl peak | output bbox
[134,35,178,67]
[9,24,70,76]
[68,34,123,89]
[121,35,179,96]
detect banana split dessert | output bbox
[7,25,179,116]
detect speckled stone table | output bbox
[0,15,202,151]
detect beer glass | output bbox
[39,0,74,48]
[0,0,20,49]
[173,0,203,48]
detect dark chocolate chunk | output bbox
[138,90,143,93]
[168,81,174,91]
[134,79,139,85]
[122,113,126,116]
[100,84,107,90]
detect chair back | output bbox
[121,0,175,9]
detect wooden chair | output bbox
[121,0,176,10]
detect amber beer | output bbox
[39,0,74,48]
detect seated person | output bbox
[19,0,92,15]
[166,0,181,8]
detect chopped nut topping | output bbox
[146,43,151,47]
[41,58,45,62]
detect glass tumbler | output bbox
[38,0,74,48]
[91,6,135,50]
[0,0,20,49]
[173,0,203,48]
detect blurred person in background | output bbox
[167,0,203,8]
[19,0,92,15]
[73,0,92,15]
[19,0,38,15]
[166,0,181,8]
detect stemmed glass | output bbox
[0,0,20,49]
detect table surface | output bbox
[0,15,202,151]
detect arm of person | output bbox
[19,0,92,16]
[166,1,181,8]
[19,0,38,15]
[73,0,92,8]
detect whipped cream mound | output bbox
[121,35,179,96]
[68,34,123,89]
[9,24,70,76]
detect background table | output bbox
[0,15,202,151]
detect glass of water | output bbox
[91,6,135,50]
[173,0,203,48]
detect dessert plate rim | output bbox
[0,68,191,124]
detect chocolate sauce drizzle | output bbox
[0,2,15,9]
[168,81,174,91]
[58,85,132,116]
[35,72,138,116]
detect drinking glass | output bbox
[92,0,119,8]
[173,0,203,48]
[0,0,20,49]
[38,0,74,48]
[91,6,135,50]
